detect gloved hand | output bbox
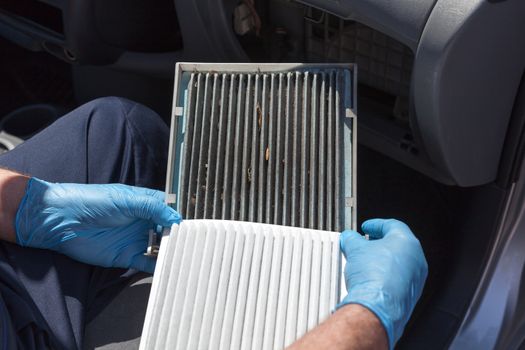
[338,219,428,349]
[15,177,181,273]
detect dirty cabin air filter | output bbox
[165,63,357,232]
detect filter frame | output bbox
[165,62,357,231]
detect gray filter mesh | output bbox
[178,69,351,232]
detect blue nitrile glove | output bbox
[15,177,181,273]
[338,219,428,349]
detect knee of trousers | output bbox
[83,97,169,152]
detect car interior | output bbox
[1,0,524,348]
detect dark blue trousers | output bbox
[0,97,169,350]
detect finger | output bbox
[131,254,157,274]
[128,195,182,227]
[362,218,414,240]
[129,186,166,202]
[340,230,368,257]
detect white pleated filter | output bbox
[140,219,342,350]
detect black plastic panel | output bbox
[93,0,181,53]
[0,0,63,34]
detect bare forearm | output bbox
[287,304,388,350]
[0,168,30,243]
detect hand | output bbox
[15,177,181,273]
[339,219,428,349]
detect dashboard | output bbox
[2,0,525,187]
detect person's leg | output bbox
[0,96,169,187]
[82,274,154,350]
[0,97,169,349]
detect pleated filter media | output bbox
[140,63,356,349]
[165,63,357,232]
[140,220,342,350]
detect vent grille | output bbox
[140,220,341,350]
[305,11,413,99]
[173,65,354,231]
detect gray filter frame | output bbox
[166,63,357,231]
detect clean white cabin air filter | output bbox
[140,220,342,350]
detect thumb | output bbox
[340,230,368,258]
[362,218,413,240]
[361,218,390,239]
[128,195,182,227]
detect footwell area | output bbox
[357,144,455,298]
[357,145,506,349]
